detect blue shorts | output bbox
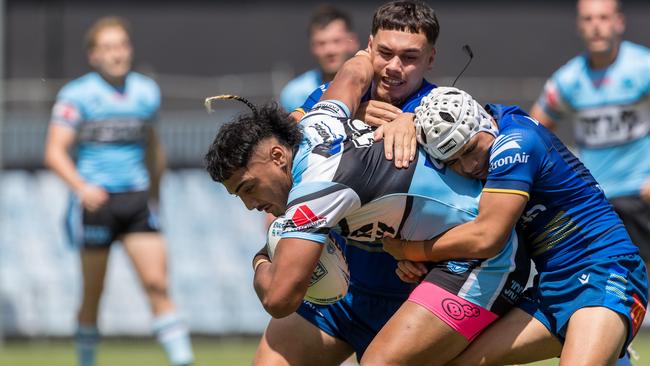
[518,254,648,355]
[296,284,407,360]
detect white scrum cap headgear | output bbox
[415,87,497,161]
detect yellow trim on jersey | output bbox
[294,107,306,116]
[482,188,530,200]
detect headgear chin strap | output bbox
[415,87,497,161]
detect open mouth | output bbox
[381,76,405,88]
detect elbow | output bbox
[43,149,54,169]
[475,241,502,258]
[261,294,302,319]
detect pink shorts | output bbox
[408,281,498,341]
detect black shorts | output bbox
[66,190,160,248]
[610,195,650,262]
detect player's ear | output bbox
[615,12,625,35]
[88,50,99,68]
[367,35,373,51]
[348,33,360,53]
[427,47,436,70]
[270,145,288,169]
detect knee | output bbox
[142,277,169,299]
[360,350,398,366]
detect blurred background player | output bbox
[279,4,358,112]
[43,16,193,366]
[530,0,650,274]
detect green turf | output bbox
[0,338,257,366]
[1,331,649,365]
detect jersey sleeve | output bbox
[483,126,543,199]
[297,83,329,114]
[535,76,572,122]
[147,80,161,123]
[281,181,361,244]
[50,86,84,129]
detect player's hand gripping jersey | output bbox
[50,71,160,192]
[536,41,650,198]
[282,100,529,313]
[483,104,639,272]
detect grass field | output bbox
[1,331,650,365]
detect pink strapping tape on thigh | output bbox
[408,281,498,341]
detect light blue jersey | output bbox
[280,69,323,112]
[280,100,527,306]
[50,72,160,192]
[536,41,650,198]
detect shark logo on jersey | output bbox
[489,133,529,171]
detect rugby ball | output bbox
[267,217,350,305]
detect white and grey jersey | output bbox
[278,100,527,305]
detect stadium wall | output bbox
[0,170,269,336]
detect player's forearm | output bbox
[529,103,556,131]
[422,221,508,261]
[253,261,305,318]
[44,146,88,194]
[146,140,166,202]
[322,51,374,117]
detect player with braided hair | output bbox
[382,86,647,365]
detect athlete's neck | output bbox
[98,72,128,90]
[588,42,620,70]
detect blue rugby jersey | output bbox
[483,104,638,272]
[50,72,160,192]
[536,41,650,198]
[279,100,524,305]
[297,79,435,115]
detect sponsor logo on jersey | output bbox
[52,101,81,125]
[490,152,530,171]
[489,133,529,171]
[309,121,342,143]
[490,134,523,160]
[284,205,327,232]
[347,221,396,242]
[311,101,346,117]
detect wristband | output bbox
[253,257,271,272]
